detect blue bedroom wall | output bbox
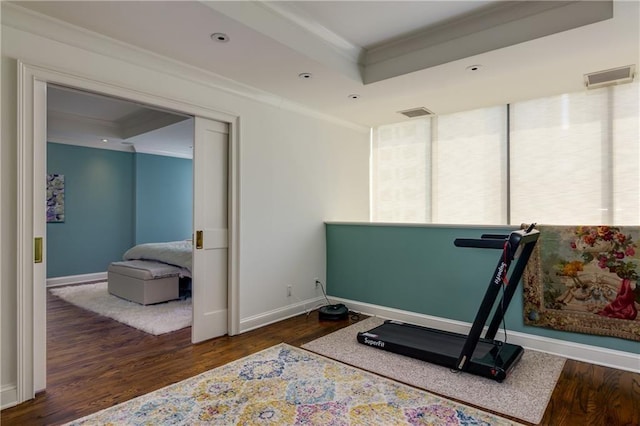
[46,143,135,278]
[326,223,639,354]
[135,153,193,244]
[47,143,193,278]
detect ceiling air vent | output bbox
[398,107,434,118]
[584,65,635,89]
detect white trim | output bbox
[47,139,193,160]
[325,221,520,230]
[46,272,108,288]
[132,145,192,160]
[48,138,135,154]
[16,61,242,404]
[240,296,325,333]
[1,384,18,410]
[16,60,35,403]
[253,2,362,62]
[334,297,640,373]
[227,116,240,336]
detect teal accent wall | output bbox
[326,223,639,354]
[47,143,193,278]
[47,143,135,278]
[135,153,192,244]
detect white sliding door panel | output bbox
[192,117,229,343]
[33,80,47,392]
[18,70,48,399]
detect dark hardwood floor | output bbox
[1,291,638,425]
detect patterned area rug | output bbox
[303,317,565,425]
[49,282,191,335]
[64,344,521,425]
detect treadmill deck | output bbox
[357,320,524,381]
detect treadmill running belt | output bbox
[363,322,494,359]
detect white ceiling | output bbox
[13,0,639,155]
[47,86,194,158]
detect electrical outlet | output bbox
[287,285,292,297]
[314,278,319,288]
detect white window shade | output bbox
[370,83,638,226]
[510,84,639,225]
[371,119,430,222]
[611,83,639,225]
[433,106,507,224]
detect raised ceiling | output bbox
[47,86,194,158]
[8,0,639,149]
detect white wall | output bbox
[240,109,369,319]
[0,5,369,406]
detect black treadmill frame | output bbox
[356,226,540,382]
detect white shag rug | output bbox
[49,282,191,335]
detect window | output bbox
[433,106,507,224]
[371,83,639,225]
[511,84,639,225]
[371,119,431,223]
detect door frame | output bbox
[16,60,241,403]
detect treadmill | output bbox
[357,225,539,382]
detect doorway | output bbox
[16,62,240,403]
[46,84,195,286]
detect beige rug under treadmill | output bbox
[302,316,566,425]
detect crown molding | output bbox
[362,0,613,84]
[2,3,369,134]
[48,109,120,131]
[133,145,192,160]
[47,139,134,154]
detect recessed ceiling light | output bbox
[101,138,109,143]
[298,73,313,80]
[210,33,229,43]
[348,94,360,100]
[466,64,483,72]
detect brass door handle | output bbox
[34,237,43,263]
[196,230,203,249]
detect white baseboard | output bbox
[333,297,640,373]
[1,384,18,410]
[240,296,326,333]
[46,272,107,287]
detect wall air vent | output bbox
[584,65,635,89]
[398,107,434,118]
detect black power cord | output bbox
[316,279,332,306]
[315,279,350,321]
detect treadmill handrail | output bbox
[455,228,539,372]
[480,234,509,240]
[454,239,505,249]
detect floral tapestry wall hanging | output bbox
[523,225,639,341]
[46,174,65,223]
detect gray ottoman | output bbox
[108,260,181,305]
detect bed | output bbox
[108,240,193,305]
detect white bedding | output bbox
[123,240,192,273]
